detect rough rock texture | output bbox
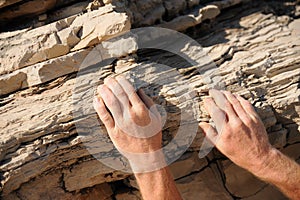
[1,0,300,199]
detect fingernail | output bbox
[97,85,106,97]
[98,84,104,91]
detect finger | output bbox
[97,84,122,119]
[209,89,238,119]
[115,75,143,105]
[93,96,115,129]
[104,77,130,107]
[138,89,161,118]
[204,97,227,133]
[222,91,250,123]
[137,89,154,108]
[199,122,218,145]
[234,94,260,120]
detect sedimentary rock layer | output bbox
[0,0,299,199]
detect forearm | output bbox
[253,148,300,200]
[135,167,182,200]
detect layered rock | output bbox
[0,0,299,199]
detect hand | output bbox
[93,75,163,155]
[199,89,274,174]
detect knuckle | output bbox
[224,101,232,110]
[220,131,232,142]
[136,103,147,112]
[243,116,253,126]
[101,113,111,122]
[117,90,126,98]
[106,96,117,106]
[231,118,243,129]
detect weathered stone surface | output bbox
[158,5,220,31]
[115,190,141,200]
[64,159,129,191]
[0,0,88,22]
[170,152,208,180]
[176,164,232,200]
[242,185,287,200]
[0,49,90,96]
[0,0,23,9]
[223,161,266,198]
[0,71,27,96]
[0,4,130,76]
[0,0,299,199]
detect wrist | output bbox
[125,149,167,173]
[251,147,280,179]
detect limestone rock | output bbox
[115,191,141,200]
[63,159,129,191]
[0,4,130,76]
[0,0,23,9]
[223,161,266,198]
[0,1,300,199]
[158,5,220,31]
[0,0,57,21]
[176,164,232,200]
[169,152,208,180]
[242,185,287,200]
[0,71,27,96]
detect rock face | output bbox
[0,0,299,199]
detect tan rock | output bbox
[169,152,207,180]
[282,143,300,160]
[164,0,187,19]
[0,0,57,21]
[158,5,220,31]
[0,4,130,76]
[9,172,74,200]
[71,12,131,51]
[1,1,300,199]
[0,49,90,96]
[74,183,113,200]
[223,162,266,198]
[176,164,232,200]
[0,71,27,96]
[242,185,287,200]
[115,191,141,200]
[0,0,23,9]
[63,159,129,191]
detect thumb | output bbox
[199,122,218,145]
[198,122,219,158]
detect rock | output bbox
[6,172,113,200]
[163,0,187,19]
[115,190,142,200]
[282,143,300,161]
[63,160,129,191]
[187,0,200,9]
[223,161,267,198]
[285,123,300,144]
[0,4,130,76]
[0,71,27,96]
[242,185,287,200]
[1,1,300,199]
[0,49,90,96]
[0,0,57,21]
[176,164,232,200]
[0,0,23,9]
[169,152,207,180]
[158,5,220,31]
